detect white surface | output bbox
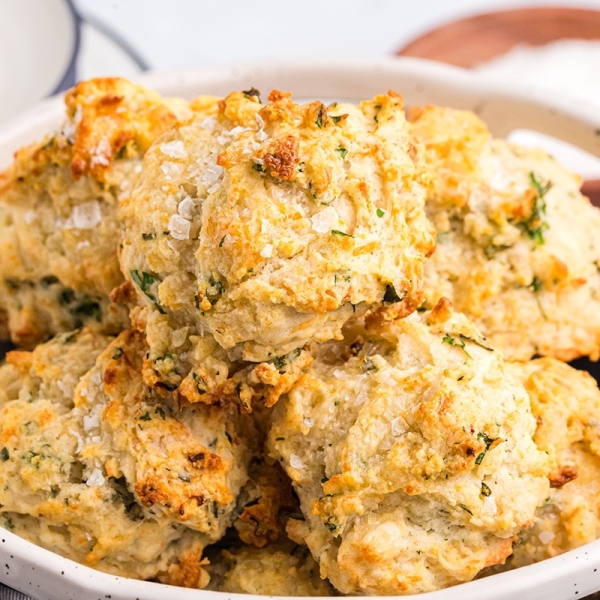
[0,0,76,124]
[1,57,600,600]
[73,0,600,69]
[77,21,143,81]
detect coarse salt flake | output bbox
[83,404,102,432]
[168,214,191,240]
[90,138,111,168]
[311,207,338,234]
[201,164,224,187]
[230,126,246,137]
[199,117,216,131]
[161,161,181,181]
[86,468,105,487]
[160,140,187,158]
[260,243,273,258]
[391,416,407,436]
[64,200,102,230]
[290,454,304,469]
[302,417,314,429]
[178,196,196,219]
[69,429,84,453]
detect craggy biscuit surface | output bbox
[411,105,600,361]
[501,358,600,567]
[269,301,549,595]
[0,77,190,347]
[120,89,434,371]
[0,328,254,585]
[208,542,332,596]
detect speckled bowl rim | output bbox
[1,57,600,600]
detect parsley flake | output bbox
[331,229,354,238]
[336,146,348,160]
[316,106,324,129]
[441,334,472,359]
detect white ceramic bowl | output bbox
[0,0,80,126]
[1,57,600,600]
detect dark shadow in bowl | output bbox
[0,340,15,361]
[569,356,600,384]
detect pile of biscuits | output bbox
[1,77,600,596]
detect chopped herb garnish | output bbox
[331,115,343,125]
[475,432,496,465]
[334,401,340,406]
[520,172,552,245]
[130,270,165,313]
[155,406,166,420]
[112,347,123,360]
[178,473,191,483]
[529,171,552,199]
[252,162,264,172]
[193,373,207,395]
[0,447,9,461]
[276,437,285,441]
[458,504,473,515]
[325,519,337,532]
[72,297,102,321]
[336,146,348,160]
[383,283,404,304]
[316,106,324,129]
[130,270,158,301]
[140,412,152,421]
[442,334,472,359]
[362,358,377,372]
[142,232,156,241]
[529,276,543,292]
[243,87,261,101]
[41,137,54,150]
[331,229,354,238]
[219,235,226,247]
[481,482,492,497]
[205,276,225,305]
[376,208,385,218]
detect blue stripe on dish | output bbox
[51,0,81,94]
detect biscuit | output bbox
[120,89,435,386]
[0,328,255,585]
[269,299,550,594]
[411,105,600,361]
[0,78,190,347]
[500,358,600,567]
